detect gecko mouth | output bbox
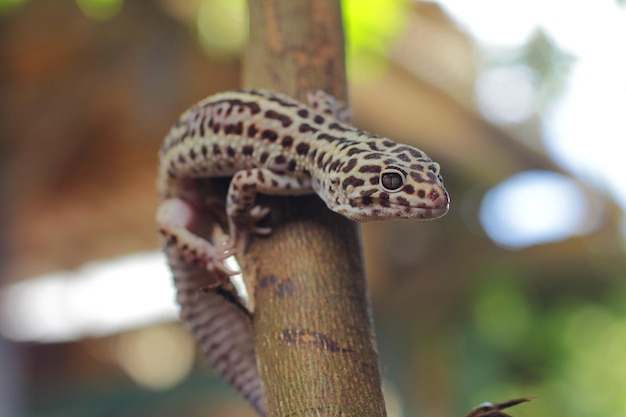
[390,203,449,220]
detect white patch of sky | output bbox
[437,0,626,247]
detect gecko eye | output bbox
[380,170,404,192]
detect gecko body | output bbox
[157,89,449,273]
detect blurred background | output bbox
[1,0,625,416]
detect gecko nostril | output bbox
[428,189,440,201]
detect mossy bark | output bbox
[241,1,387,416]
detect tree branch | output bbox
[241,1,387,416]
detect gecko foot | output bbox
[157,198,239,276]
[227,205,272,248]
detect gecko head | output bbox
[330,152,450,222]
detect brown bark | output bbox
[241,1,387,416]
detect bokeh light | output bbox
[114,324,196,391]
[479,171,592,248]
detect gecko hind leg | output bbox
[157,198,238,276]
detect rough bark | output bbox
[241,1,387,416]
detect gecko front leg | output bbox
[225,168,312,248]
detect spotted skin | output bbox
[157,89,449,274]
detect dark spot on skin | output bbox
[359,165,382,173]
[341,158,358,173]
[403,184,415,194]
[309,149,317,161]
[189,149,196,160]
[247,124,259,137]
[342,176,365,190]
[398,153,411,162]
[328,122,351,132]
[396,196,410,207]
[314,115,325,124]
[257,170,265,182]
[212,144,221,155]
[288,160,297,172]
[271,179,279,187]
[264,110,293,127]
[296,142,310,156]
[370,176,379,185]
[317,133,341,142]
[429,164,438,173]
[178,154,186,164]
[275,155,286,164]
[297,109,309,118]
[233,121,243,135]
[417,189,426,198]
[224,124,236,134]
[349,200,357,207]
[364,153,383,160]
[261,129,279,142]
[392,146,422,158]
[198,121,205,137]
[212,123,221,134]
[329,159,341,171]
[362,196,373,206]
[347,147,367,156]
[299,123,318,133]
[241,183,256,192]
[260,152,269,163]
[201,145,208,158]
[267,96,299,108]
[411,172,425,182]
[227,146,236,157]
[361,189,377,197]
[379,192,390,207]
[242,145,254,156]
[281,135,294,148]
[382,140,395,147]
[316,152,326,168]
[248,102,261,114]
[367,142,380,151]
[410,163,424,171]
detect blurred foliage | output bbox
[342,0,409,78]
[456,274,626,417]
[196,0,246,59]
[75,0,123,20]
[0,0,124,17]
[0,0,24,15]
